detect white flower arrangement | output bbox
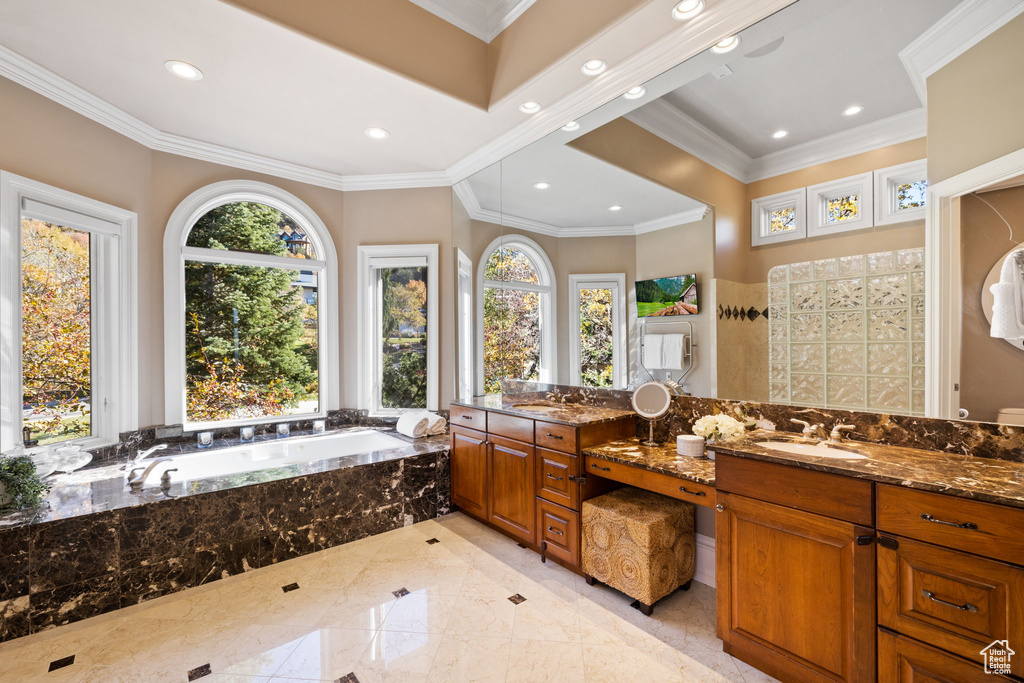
[692,414,746,442]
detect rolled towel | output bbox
[420,411,448,435]
[643,333,663,368]
[396,412,429,438]
[660,334,686,370]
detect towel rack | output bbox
[639,319,694,387]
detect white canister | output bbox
[676,434,705,457]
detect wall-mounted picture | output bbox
[635,274,698,317]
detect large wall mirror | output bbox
[452,0,1024,426]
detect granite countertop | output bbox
[453,395,635,426]
[0,427,449,530]
[583,438,715,485]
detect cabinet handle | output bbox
[591,463,611,471]
[546,433,563,439]
[547,526,564,536]
[678,486,705,497]
[920,513,978,530]
[716,504,725,512]
[546,473,564,481]
[461,415,473,419]
[921,590,979,613]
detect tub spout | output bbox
[134,443,169,464]
[127,456,175,493]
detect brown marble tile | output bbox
[30,574,120,631]
[0,526,30,601]
[118,496,195,569]
[119,554,196,607]
[30,512,120,593]
[452,395,634,427]
[583,439,716,486]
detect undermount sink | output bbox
[511,403,561,413]
[755,441,868,460]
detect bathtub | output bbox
[136,430,408,485]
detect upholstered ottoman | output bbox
[581,487,696,615]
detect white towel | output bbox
[420,411,448,435]
[660,334,685,370]
[643,334,663,369]
[991,249,1024,341]
[396,412,429,438]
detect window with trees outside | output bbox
[164,181,338,429]
[358,245,438,415]
[480,237,555,395]
[1,172,137,452]
[569,274,626,389]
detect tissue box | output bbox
[676,435,705,457]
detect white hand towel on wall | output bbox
[397,412,429,438]
[660,334,685,370]
[991,249,1024,341]
[643,333,664,368]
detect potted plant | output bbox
[0,455,51,511]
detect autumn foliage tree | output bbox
[578,288,614,387]
[380,267,428,409]
[483,247,541,394]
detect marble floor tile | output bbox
[0,513,778,683]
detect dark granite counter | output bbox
[453,395,634,426]
[582,438,715,486]
[583,431,1024,510]
[0,427,449,530]
[711,431,1024,510]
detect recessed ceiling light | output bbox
[533,182,551,190]
[519,101,542,114]
[581,59,608,76]
[710,35,741,54]
[842,105,864,116]
[562,121,581,132]
[165,60,203,81]
[622,86,646,100]
[608,205,623,211]
[772,130,789,139]
[365,127,390,140]
[672,0,705,20]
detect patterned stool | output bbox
[582,487,696,615]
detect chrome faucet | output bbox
[133,443,169,464]
[790,419,826,441]
[829,424,856,443]
[127,456,175,493]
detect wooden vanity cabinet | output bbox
[450,424,488,518]
[487,433,536,543]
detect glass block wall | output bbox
[767,248,925,415]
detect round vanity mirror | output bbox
[632,381,673,446]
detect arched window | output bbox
[163,181,338,428]
[478,236,556,394]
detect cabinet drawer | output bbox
[584,456,714,506]
[537,448,580,510]
[451,405,487,431]
[488,412,534,443]
[878,628,1013,682]
[538,499,580,567]
[876,484,1024,566]
[535,421,577,453]
[715,454,873,525]
[878,535,1024,675]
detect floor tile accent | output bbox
[508,593,527,605]
[392,587,410,598]
[281,582,300,593]
[425,538,440,544]
[48,655,75,671]
[336,673,360,683]
[187,662,212,680]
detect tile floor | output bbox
[0,513,777,682]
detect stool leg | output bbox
[681,580,692,591]
[584,574,597,586]
[637,601,654,616]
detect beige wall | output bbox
[959,188,1024,422]
[928,13,1024,185]
[1,75,455,429]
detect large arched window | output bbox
[164,181,338,428]
[478,236,555,394]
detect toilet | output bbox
[996,408,1024,426]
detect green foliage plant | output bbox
[0,455,50,511]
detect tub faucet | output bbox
[127,456,175,493]
[133,443,169,464]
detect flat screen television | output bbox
[635,274,698,317]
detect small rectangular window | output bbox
[569,274,626,389]
[770,207,797,233]
[875,160,928,226]
[807,172,874,236]
[751,188,807,245]
[826,194,860,223]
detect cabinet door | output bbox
[716,492,876,683]
[450,425,487,519]
[487,434,536,544]
[879,628,1012,682]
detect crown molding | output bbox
[627,98,926,184]
[453,180,708,237]
[899,0,1024,105]
[405,0,536,43]
[445,0,794,183]
[0,44,451,193]
[625,100,752,181]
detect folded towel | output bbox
[660,334,686,370]
[642,333,663,369]
[420,411,448,435]
[396,412,429,438]
[991,249,1024,341]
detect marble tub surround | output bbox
[453,394,635,426]
[584,438,716,486]
[0,514,763,683]
[500,379,634,411]
[0,435,449,643]
[711,431,1024,509]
